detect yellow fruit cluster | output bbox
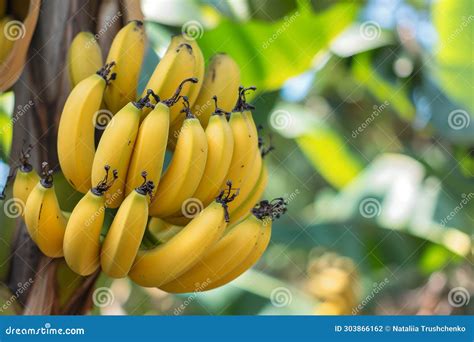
[13,21,288,293]
[307,252,360,315]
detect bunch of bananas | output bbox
[307,252,360,315]
[12,21,288,293]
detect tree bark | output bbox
[7,0,139,315]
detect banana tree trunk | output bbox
[7,0,135,315]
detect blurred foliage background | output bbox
[0,0,473,315]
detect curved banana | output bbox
[101,173,154,278]
[24,163,68,258]
[67,32,103,87]
[12,145,39,212]
[63,166,117,276]
[58,63,115,193]
[142,35,201,121]
[192,53,240,128]
[229,163,269,225]
[0,17,15,64]
[149,97,207,218]
[91,94,150,208]
[104,20,146,113]
[203,198,287,291]
[129,187,237,287]
[167,98,234,221]
[159,211,261,293]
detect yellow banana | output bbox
[129,186,237,287]
[0,17,15,64]
[91,95,148,208]
[12,145,39,213]
[142,35,200,121]
[149,97,207,218]
[203,198,287,291]
[229,163,269,225]
[192,53,240,128]
[166,98,234,222]
[148,217,183,243]
[101,172,154,278]
[67,32,103,87]
[104,20,146,113]
[58,63,115,193]
[63,166,117,276]
[24,163,68,258]
[159,210,261,293]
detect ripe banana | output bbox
[202,198,286,291]
[0,17,14,64]
[63,166,117,276]
[101,173,154,278]
[58,63,115,193]
[229,163,269,225]
[125,101,168,196]
[192,53,240,128]
[142,35,202,122]
[159,210,261,293]
[67,32,103,87]
[12,145,39,212]
[104,20,146,113]
[129,186,237,287]
[24,163,68,258]
[166,98,234,221]
[91,95,149,208]
[149,97,207,218]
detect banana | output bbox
[0,17,15,64]
[142,35,202,121]
[229,163,269,225]
[24,162,68,258]
[104,20,146,113]
[148,217,183,243]
[192,53,240,128]
[12,145,39,213]
[58,63,115,193]
[202,198,287,291]
[91,95,149,208]
[149,97,208,218]
[67,32,103,87]
[166,97,234,222]
[63,166,117,276]
[159,209,261,293]
[129,185,237,287]
[101,172,154,278]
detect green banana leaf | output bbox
[198,2,359,91]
